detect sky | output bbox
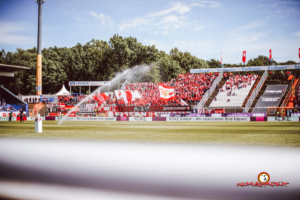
[0,0,299,64]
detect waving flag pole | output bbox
[219,52,222,66]
[298,48,300,63]
[269,49,272,61]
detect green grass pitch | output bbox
[0,121,300,146]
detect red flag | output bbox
[93,93,107,103]
[125,90,133,102]
[269,49,272,61]
[242,51,246,64]
[220,52,222,65]
[158,83,175,101]
[299,48,300,59]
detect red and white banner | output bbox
[115,90,125,100]
[115,90,142,103]
[269,49,272,61]
[115,90,127,103]
[125,90,133,102]
[299,48,300,59]
[220,52,222,65]
[93,93,107,104]
[242,51,246,64]
[159,84,175,101]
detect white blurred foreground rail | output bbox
[0,139,299,200]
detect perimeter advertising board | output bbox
[167,113,266,117]
[79,104,97,113]
[129,117,152,121]
[267,117,299,121]
[55,117,116,121]
[0,112,20,118]
[69,81,111,86]
[167,117,250,121]
[291,113,300,117]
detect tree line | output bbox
[0,34,297,95]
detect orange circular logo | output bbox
[258,172,270,183]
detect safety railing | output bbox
[196,71,223,109]
[280,76,296,108]
[244,70,268,113]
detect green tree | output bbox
[279,60,297,65]
[247,55,277,66]
[206,59,221,68]
[170,47,209,73]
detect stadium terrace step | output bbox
[203,78,226,107]
[209,74,258,108]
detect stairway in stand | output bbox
[203,78,226,107]
[242,76,260,107]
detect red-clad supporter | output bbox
[50,73,219,109]
[116,73,219,106]
[220,74,257,92]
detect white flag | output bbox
[114,90,128,104]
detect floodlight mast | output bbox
[36,0,45,95]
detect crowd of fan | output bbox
[57,95,86,104]
[219,73,258,95]
[24,95,89,104]
[0,98,18,112]
[115,73,219,106]
[268,70,300,80]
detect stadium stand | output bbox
[252,85,288,114]
[203,78,226,107]
[243,70,268,113]
[248,71,297,113]
[0,85,27,113]
[209,74,258,107]
[123,73,220,106]
[279,77,300,113]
